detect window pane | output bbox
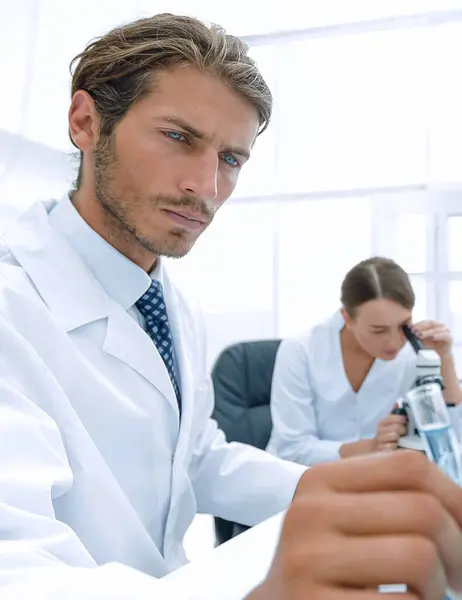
[275,28,427,193]
[427,23,462,186]
[0,3,34,135]
[276,196,372,337]
[448,215,462,272]
[20,0,137,150]
[449,280,462,345]
[409,275,428,323]
[389,213,427,274]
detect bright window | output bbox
[276,196,373,337]
[273,28,427,194]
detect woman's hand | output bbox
[374,413,408,452]
[411,320,453,358]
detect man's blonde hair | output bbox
[69,13,272,188]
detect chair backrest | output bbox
[211,339,281,450]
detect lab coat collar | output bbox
[3,199,109,332]
[2,198,171,333]
[47,195,156,311]
[330,308,391,398]
[2,199,196,418]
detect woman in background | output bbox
[266,256,462,466]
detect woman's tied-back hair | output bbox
[341,257,415,318]
[69,13,272,189]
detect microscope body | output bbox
[394,347,443,452]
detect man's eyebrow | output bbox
[160,115,210,141]
[158,115,251,160]
[223,145,250,161]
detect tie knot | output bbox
[136,280,168,322]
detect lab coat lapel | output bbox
[102,298,180,416]
[161,274,195,451]
[4,201,181,417]
[2,201,108,331]
[160,275,198,561]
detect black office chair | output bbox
[211,339,281,546]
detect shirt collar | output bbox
[48,195,162,310]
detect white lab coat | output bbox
[266,311,417,466]
[0,200,305,600]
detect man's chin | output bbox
[136,230,196,259]
[157,239,196,260]
[160,248,192,259]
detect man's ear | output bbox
[68,90,101,152]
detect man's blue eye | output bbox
[222,154,239,167]
[165,131,186,142]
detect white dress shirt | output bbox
[48,195,162,328]
[267,311,417,465]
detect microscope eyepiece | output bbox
[391,407,408,418]
[402,324,424,354]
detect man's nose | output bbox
[178,152,219,202]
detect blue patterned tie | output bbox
[136,280,181,408]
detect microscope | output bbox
[392,324,444,452]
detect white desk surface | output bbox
[155,512,427,599]
[156,512,284,600]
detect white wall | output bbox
[0,131,73,212]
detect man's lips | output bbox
[163,209,207,229]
